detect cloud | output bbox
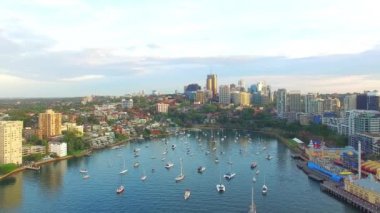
[60,75,104,82]
[146,44,160,49]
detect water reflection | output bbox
[0,175,22,209]
[39,160,67,194]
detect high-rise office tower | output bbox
[206,74,218,98]
[38,109,62,139]
[0,121,23,165]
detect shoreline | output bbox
[0,139,132,181]
[0,128,300,181]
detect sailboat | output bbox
[116,175,125,194]
[224,161,236,180]
[248,186,256,213]
[262,175,268,195]
[266,153,272,160]
[116,185,125,194]
[141,169,147,181]
[175,158,185,182]
[252,177,256,183]
[79,169,88,173]
[184,189,191,200]
[216,175,226,192]
[120,159,128,174]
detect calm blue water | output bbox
[0,130,358,213]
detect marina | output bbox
[0,130,358,213]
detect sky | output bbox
[1,0,380,97]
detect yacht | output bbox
[83,174,90,179]
[133,162,140,168]
[262,184,268,195]
[116,185,125,194]
[165,162,174,169]
[197,166,206,173]
[184,189,191,200]
[171,144,176,150]
[216,175,226,192]
[224,172,236,180]
[79,169,88,173]
[250,162,257,169]
[266,154,272,160]
[175,158,185,182]
[224,161,236,180]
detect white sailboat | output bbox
[120,159,128,174]
[141,169,147,181]
[216,175,226,192]
[175,158,185,182]
[248,186,256,213]
[262,175,268,195]
[224,161,236,180]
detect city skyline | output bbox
[1,0,380,97]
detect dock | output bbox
[320,181,380,213]
[296,161,330,182]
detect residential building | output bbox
[356,91,380,111]
[324,97,341,112]
[288,91,302,113]
[311,98,325,115]
[305,93,317,114]
[62,122,84,136]
[349,133,380,155]
[219,85,231,105]
[156,103,169,113]
[48,141,67,157]
[276,89,287,118]
[38,109,62,139]
[231,91,240,105]
[344,94,357,112]
[0,121,23,165]
[22,145,46,156]
[206,74,218,98]
[341,110,380,136]
[121,99,134,109]
[195,91,206,104]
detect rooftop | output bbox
[354,176,380,194]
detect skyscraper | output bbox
[219,85,231,105]
[38,109,62,139]
[0,121,23,165]
[206,74,218,98]
[276,89,287,118]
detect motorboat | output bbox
[250,162,257,169]
[197,166,206,173]
[116,185,125,194]
[184,189,191,200]
[224,172,236,180]
[165,162,174,169]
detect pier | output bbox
[320,181,380,213]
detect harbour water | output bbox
[0,130,358,213]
